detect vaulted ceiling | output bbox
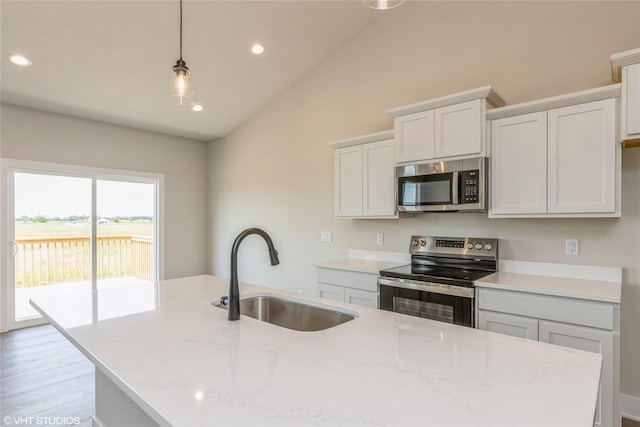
[1,1,381,141]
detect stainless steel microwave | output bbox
[396,157,487,213]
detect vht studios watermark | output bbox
[3,416,81,425]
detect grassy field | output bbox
[15,221,153,238]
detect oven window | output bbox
[394,297,454,323]
[399,174,453,206]
[379,285,473,327]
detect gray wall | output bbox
[207,2,640,398]
[1,103,209,280]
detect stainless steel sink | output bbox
[214,294,358,331]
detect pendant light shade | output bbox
[168,0,197,106]
[169,58,195,105]
[363,0,405,10]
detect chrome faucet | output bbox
[227,227,279,321]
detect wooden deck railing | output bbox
[15,236,153,287]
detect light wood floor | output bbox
[1,324,639,427]
[1,325,94,427]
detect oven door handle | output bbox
[378,277,474,298]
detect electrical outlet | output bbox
[565,239,579,256]
[376,233,384,245]
[320,231,333,243]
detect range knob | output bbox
[466,243,474,250]
[412,239,419,247]
[484,243,493,251]
[475,243,483,250]
[420,239,427,247]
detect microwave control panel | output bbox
[461,170,480,204]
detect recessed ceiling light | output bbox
[7,54,32,67]
[363,0,405,9]
[251,44,264,55]
[192,104,204,112]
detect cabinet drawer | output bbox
[316,268,378,292]
[477,288,615,330]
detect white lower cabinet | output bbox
[317,283,345,303]
[345,288,377,308]
[316,267,378,308]
[477,287,619,427]
[478,310,539,340]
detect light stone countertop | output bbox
[314,258,407,275]
[31,275,602,427]
[475,272,621,303]
[475,261,622,303]
[315,249,410,275]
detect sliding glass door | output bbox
[12,173,92,321]
[3,161,162,330]
[96,180,155,290]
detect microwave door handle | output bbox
[452,172,460,205]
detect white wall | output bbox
[1,103,208,280]
[207,2,640,399]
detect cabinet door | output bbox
[539,321,614,427]
[334,145,363,217]
[478,311,539,340]
[394,110,435,163]
[317,283,345,302]
[345,288,378,308]
[490,112,547,215]
[435,99,482,158]
[363,139,396,217]
[622,63,640,138]
[548,99,617,214]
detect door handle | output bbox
[10,241,18,257]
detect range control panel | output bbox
[410,236,498,259]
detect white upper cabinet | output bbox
[388,86,505,164]
[393,110,435,162]
[331,130,396,219]
[434,99,483,158]
[611,48,640,141]
[362,140,395,217]
[548,99,617,214]
[490,111,547,214]
[488,85,621,218]
[334,145,363,217]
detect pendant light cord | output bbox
[179,0,183,60]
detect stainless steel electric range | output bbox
[378,235,498,327]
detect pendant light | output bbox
[169,0,196,106]
[363,0,405,10]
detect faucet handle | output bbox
[219,296,229,306]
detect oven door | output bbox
[378,278,474,327]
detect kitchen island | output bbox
[30,275,602,427]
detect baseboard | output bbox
[621,394,640,422]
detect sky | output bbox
[14,173,154,218]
